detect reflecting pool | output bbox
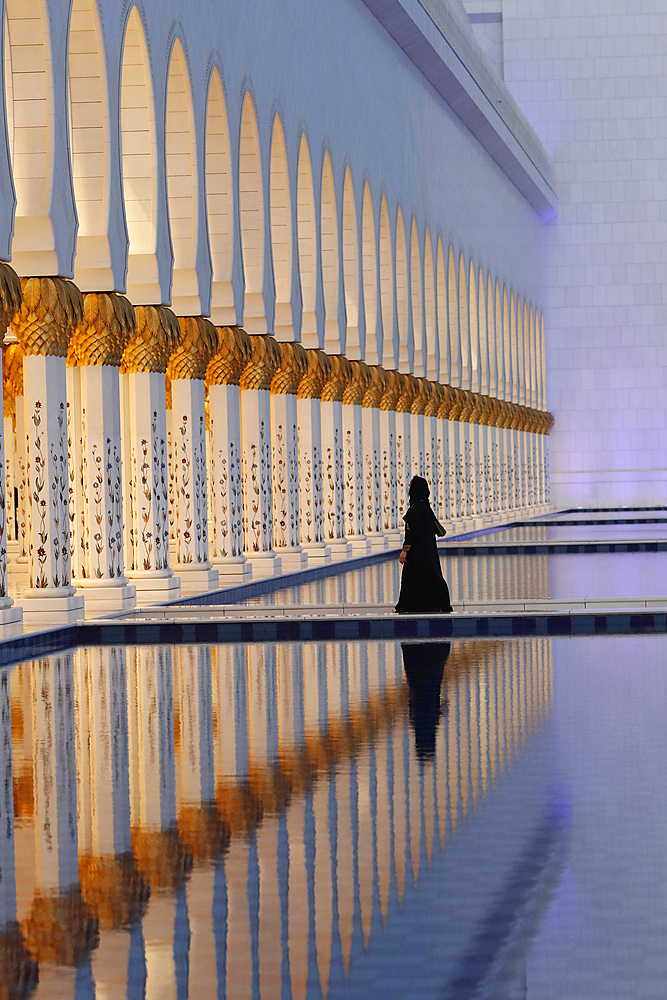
[4,634,667,997]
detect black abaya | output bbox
[395,498,452,613]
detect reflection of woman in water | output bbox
[401,642,451,759]
[395,476,452,614]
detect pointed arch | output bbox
[121,7,157,293]
[379,195,393,368]
[458,252,469,388]
[166,38,198,312]
[436,237,448,384]
[361,181,377,363]
[206,67,233,323]
[297,133,317,347]
[468,259,479,391]
[510,291,519,403]
[68,0,111,287]
[540,313,546,409]
[502,286,511,401]
[530,305,539,408]
[396,207,408,370]
[424,229,436,379]
[487,272,496,397]
[5,0,55,265]
[447,245,459,386]
[524,300,532,407]
[269,115,291,340]
[410,218,423,376]
[515,294,524,404]
[478,266,488,395]
[321,151,339,353]
[495,279,504,399]
[239,91,265,330]
[342,167,359,357]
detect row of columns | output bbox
[0,267,553,626]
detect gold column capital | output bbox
[362,365,388,408]
[342,359,371,405]
[437,383,455,420]
[119,304,181,374]
[2,342,23,418]
[205,325,252,386]
[297,348,332,400]
[0,263,21,341]
[11,276,83,358]
[395,372,419,413]
[321,354,353,402]
[166,316,219,380]
[379,369,402,411]
[239,333,282,391]
[410,376,431,415]
[424,381,444,417]
[448,386,466,421]
[68,291,135,367]
[270,341,309,395]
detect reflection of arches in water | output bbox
[401,641,451,760]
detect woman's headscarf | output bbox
[409,476,430,504]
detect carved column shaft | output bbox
[119,304,182,603]
[271,342,308,570]
[206,326,252,583]
[167,316,219,595]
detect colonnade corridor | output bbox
[0,635,557,998]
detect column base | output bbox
[6,540,18,560]
[0,599,23,637]
[18,586,85,626]
[247,553,282,579]
[302,543,332,566]
[327,538,353,561]
[212,557,253,586]
[127,570,182,606]
[367,533,389,553]
[173,564,220,596]
[75,578,137,616]
[275,548,309,572]
[383,530,403,549]
[8,557,29,593]
[345,535,371,557]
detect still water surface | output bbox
[3,635,667,998]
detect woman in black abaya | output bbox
[395,476,452,614]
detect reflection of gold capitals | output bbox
[270,341,308,395]
[22,886,99,967]
[167,316,219,380]
[395,372,419,413]
[239,334,282,391]
[362,365,388,408]
[178,803,231,861]
[297,349,332,400]
[410,377,431,415]
[68,291,136,367]
[342,359,371,405]
[131,826,193,891]
[79,852,150,930]
[119,304,181,374]
[12,276,83,358]
[2,342,23,418]
[0,921,38,997]
[206,326,252,387]
[321,354,353,402]
[379,369,402,411]
[0,263,22,340]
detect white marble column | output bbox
[395,373,417,525]
[362,366,388,552]
[458,391,475,527]
[320,356,353,560]
[424,383,441,519]
[447,388,464,524]
[409,377,429,485]
[167,317,220,595]
[436,385,453,525]
[239,335,282,578]
[378,370,401,547]
[271,342,308,571]
[206,326,252,584]
[341,360,371,556]
[120,304,182,603]
[297,350,332,565]
[19,347,84,621]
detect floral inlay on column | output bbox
[361,365,387,544]
[379,369,401,539]
[270,341,308,567]
[296,349,332,563]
